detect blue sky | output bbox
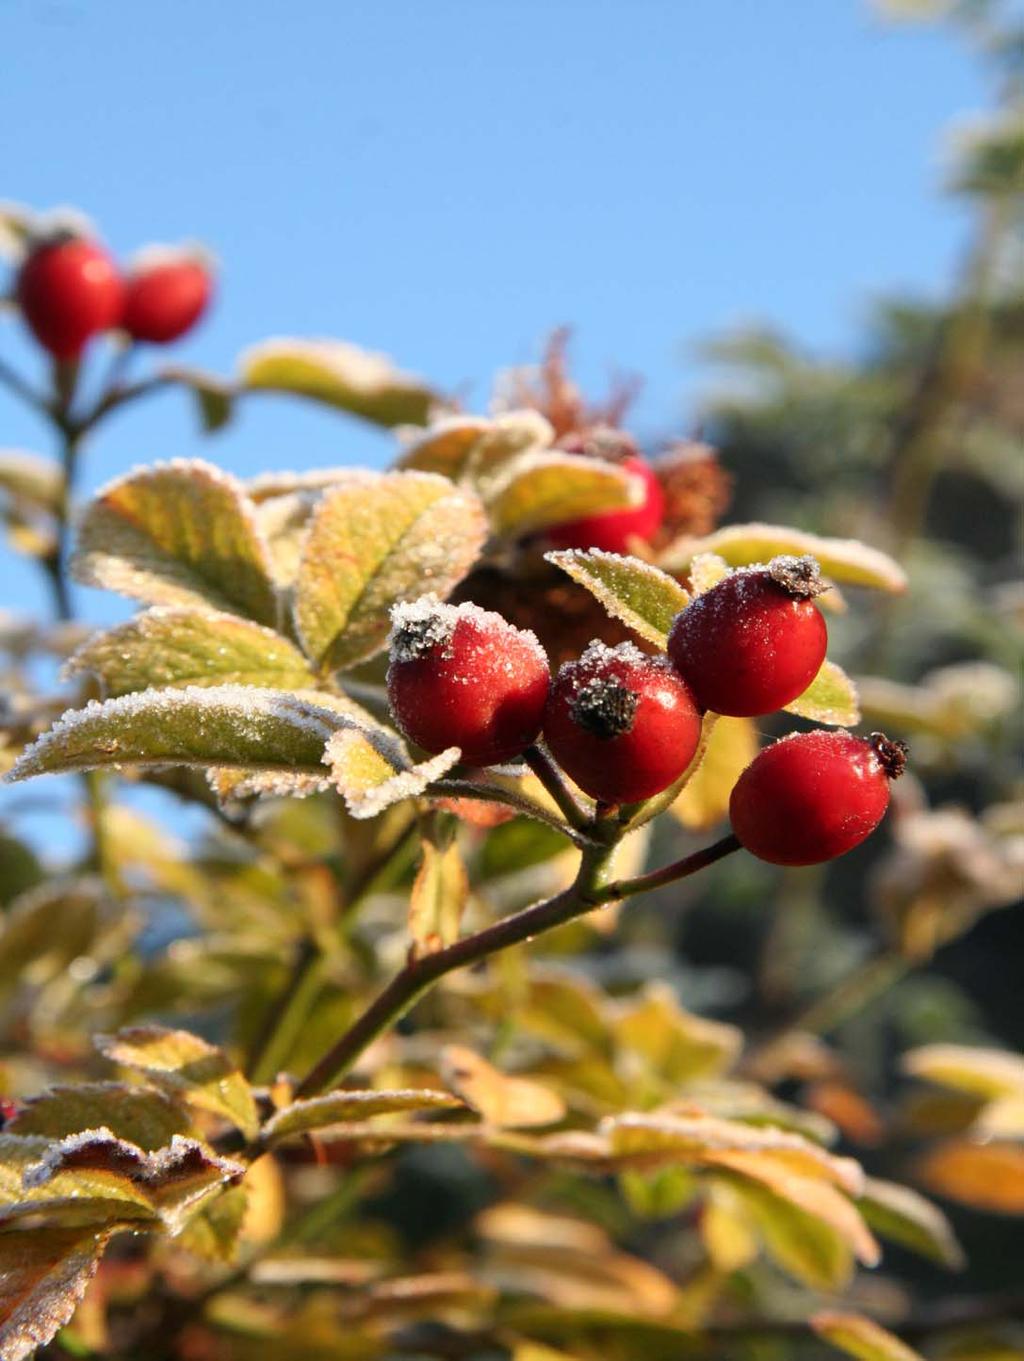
[0,0,990,845]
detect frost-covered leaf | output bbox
[8,686,341,783]
[398,410,554,481]
[667,523,907,592]
[8,1084,191,1152]
[409,831,470,956]
[66,608,315,697]
[324,723,460,819]
[545,549,688,646]
[263,1089,465,1144]
[175,1184,249,1263]
[442,1046,566,1129]
[903,1045,1024,1101]
[784,659,861,726]
[240,338,436,427]
[71,460,278,623]
[96,1026,259,1141]
[686,551,730,595]
[294,472,487,670]
[16,1129,244,1235]
[913,1139,1024,1214]
[160,365,235,433]
[858,1176,965,1270]
[0,451,62,516]
[0,1226,109,1361]
[487,453,638,537]
[671,715,757,831]
[812,1311,926,1361]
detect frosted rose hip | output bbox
[387,597,550,767]
[667,555,828,717]
[121,248,213,343]
[17,235,123,359]
[543,640,702,804]
[729,729,907,866]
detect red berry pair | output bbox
[15,230,213,360]
[387,599,702,806]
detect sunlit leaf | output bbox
[667,522,907,592]
[71,459,278,624]
[903,1045,1024,1102]
[545,549,688,646]
[8,686,341,783]
[0,1227,109,1361]
[857,1175,965,1270]
[324,722,460,819]
[96,1026,259,1141]
[0,451,62,516]
[784,659,861,726]
[913,1139,1024,1215]
[486,453,638,537]
[398,410,554,481]
[240,337,436,427]
[442,1045,566,1129]
[409,831,470,956]
[263,1089,465,1144]
[671,715,757,831]
[8,1083,191,1152]
[812,1311,926,1361]
[727,1176,855,1291]
[66,607,315,697]
[293,472,487,670]
[686,551,730,595]
[613,984,742,1085]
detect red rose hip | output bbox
[667,555,828,717]
[543,640,702,804]
[16,234,123,359]
[547,457,665,554]
[729,729,908,866]
[121,247,213,343]
[387,597,550,767]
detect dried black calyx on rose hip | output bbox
[870,731,909,779]
[766,553,830,599]
[569,676,641,740]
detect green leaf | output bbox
[324,724,460,819]
[0,1226,109,1361]
[442,1045,566,1128]
[95,1026,259,1141]
[0,450,63,516]
[619,1167,698,1221]
[66,608,316,697]
[858,1176,965,1270]
[545,549,689,646]
[7,1084,191,1152]
[671,715,757,832]
[7,686,342,783]
[727,1176,855,1292]
[486,453,638,537]
[409,830,470,956]
[613,984,742,1085]
[0,880,113,989]
[263,1089,465,1145]
[811,1311,926,1361]
[240,338,436,427]
[70,459,279,624]
[687,551,730,595]
[784,659,861,726]
[667,523,907,592]
[293,472,487,671]
[160,365,235,433]
[398,410,554,481]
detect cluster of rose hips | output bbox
[11,221,213,361]
[387,555,907,867]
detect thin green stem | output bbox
[523,743,590,831]
[295,832,741,1097]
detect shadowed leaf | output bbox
[812,1311,925,1361]
[8,1083,191,1152]
[0,1227,109,1361]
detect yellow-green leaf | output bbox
[66,607,315,697]
[669,523,907,592]
[96,1026,259,1141]
[7,686,341,783]
[784,659,861,726]
[486,453,638,537]
[71,459,278,624]
[324,723,460,819]
[160,365,235,433]
[8,1084,191,1152]
[545,549,689,646]
[671,715,757,831]
[903,1045,1024,1102]
[294,472,487,670]
[728,1177,855,1291]
[263,1089,465,1145]
[687,551,730,595]
[857,1175,965,1270]
[0,1226,109,1361]
[240,337,436,427]
[812,1311,926,1361]
[409,834,470,956]
[442,1046,566,1129]
[398,410,554,481]
[0,450,63,516]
